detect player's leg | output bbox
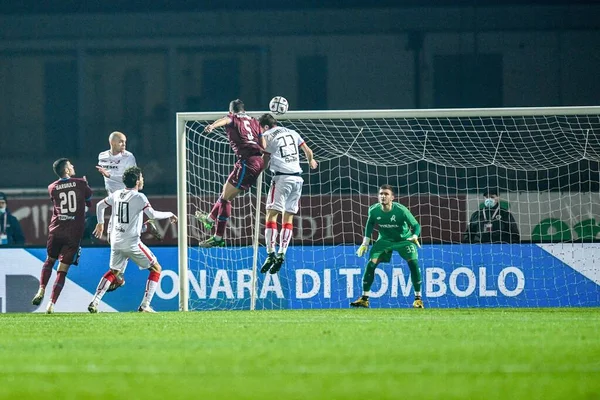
[270,177,302,274]
[395,242,424,308]
[139,263,161,313]
[88,248,127,313]
[46,242,82,312]
[128,242,160,312]
[200,156,263,247]
[196,159,243,238]
[46,262,70,314]
[270,211,294,274]
[261,207,280,273]
[261,178,283,273]
[351,240,391,308]
[143,219,162,240]
[32,235,60,305]
[32,256,56,306]
[198,183,240,247]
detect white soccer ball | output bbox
[269,96,289,115]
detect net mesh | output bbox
[183,110,600,310]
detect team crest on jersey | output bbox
[390,215,396,222]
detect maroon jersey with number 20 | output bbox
[48,177,92,238]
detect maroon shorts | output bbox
[227,155,265,191]
[46,234,82,265]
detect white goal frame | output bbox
[176,105,600,311]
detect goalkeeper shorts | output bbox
[369,239,419,263]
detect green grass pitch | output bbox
[0,308,598,400]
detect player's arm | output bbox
[84,182,93,210]
[262,133,277,167]
[357,208,375,257]
[262,151,271,167]
[93,196,113,238]
[143,205,178,223]
[96,153,111,179]
[300,141,318,169]
[405,208,421,247]
[204,117,232,133]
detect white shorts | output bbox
[266,175,304,214]
[109,242,157,272]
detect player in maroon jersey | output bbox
[195,99,265,247]
[31,158,92,313]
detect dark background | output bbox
[0,0,598,195]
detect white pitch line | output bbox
[1,363,599,376]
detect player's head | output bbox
[109,131,127,153]
[123,166,144,190]
[483,188,499,207]
[53,158,75,178]
[378,184,395,205]
[229,99,245,114]
[258,113,277,133]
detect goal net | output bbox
[176,107,600,311]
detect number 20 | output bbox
[59,191,77,213]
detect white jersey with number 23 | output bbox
[263,126,305,174]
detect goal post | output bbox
[177,106,600,311]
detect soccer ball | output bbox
[269,96,289,115]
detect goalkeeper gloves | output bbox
[356,244,369,257]
[357,237,371,257]
[408,234,421,248]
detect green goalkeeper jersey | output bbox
[364,202,421,242]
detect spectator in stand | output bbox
[463,188,520,244]
[0,192,25,245]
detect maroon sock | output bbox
[51,271,67,303]
[40,259,54,289]
[215,199,231,237]
[209,196,222,221]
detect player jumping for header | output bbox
[258,113,318,274]
[352,184,424,309]
[194,99,265,247]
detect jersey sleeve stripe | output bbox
[142,204,150,211]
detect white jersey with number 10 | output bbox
[98,189,173,248]
[263,126,305,174]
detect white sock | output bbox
[415,291,422,297]
[141,272,160,307]
[279,224,293,255]
[92,276,112,304]
[265,227,278,254]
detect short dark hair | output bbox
[229,99,245,113]
[122,166,142,188]
[484,188,499,197]
[258,113,277,129]
[379,184,395,194]
[53,158,70,178]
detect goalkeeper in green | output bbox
[351,184,424,309]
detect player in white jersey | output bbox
[258,114,318,274]
[88,166,177,313]
[95,131,160,293]
[96,131,137,194]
